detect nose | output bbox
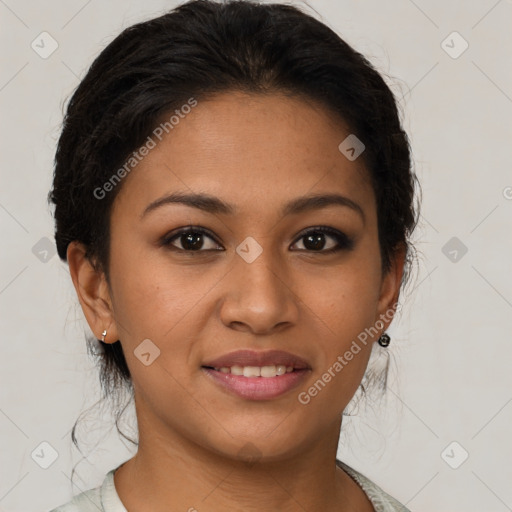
[219,244,299,335]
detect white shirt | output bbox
[49,460,411,512]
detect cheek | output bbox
[108,262,202,414]
[298,289,376,414]
[311,292,375,390]
[107,240,223,388]
[108,235,206,334]
[304,252,382,336]
[297,252,381,396]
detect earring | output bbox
[101,329,107,342]
[378,332,390,347]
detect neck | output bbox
[113,412,366,512]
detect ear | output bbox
[67,241,119,343]
[375,243,406,333]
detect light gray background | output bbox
[1,1,511,511]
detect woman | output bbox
[49,1,419,510]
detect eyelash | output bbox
[161,226,354,254]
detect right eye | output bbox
[161,226,224,252]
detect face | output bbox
[71,91,403,463]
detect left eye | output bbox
[291,227,353,253]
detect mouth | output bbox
[201,350,311,400]
[202,349,311,371]
[202,364,299,377]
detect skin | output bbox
[67,91,405,512]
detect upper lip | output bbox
[202,349,311,370]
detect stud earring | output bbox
[378,332,390,347]
[101,329,107,342]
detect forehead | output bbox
[113,91,375,220]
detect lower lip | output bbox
[201,367,310,400]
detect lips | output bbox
[202,349,311,370]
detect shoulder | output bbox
[48,485,102,512]
[336,459,411,512]
[48,467,126,512]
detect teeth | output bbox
[213,365,295,377]
[231,365,243,376]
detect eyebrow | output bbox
[141,191,365,223]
